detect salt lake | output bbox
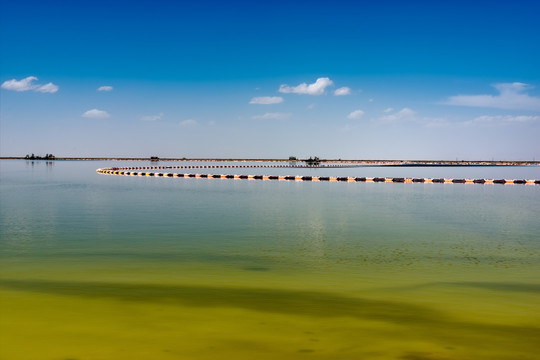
[1,159,539,359]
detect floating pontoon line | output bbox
[96,166,539,185]
[101,164,360,170]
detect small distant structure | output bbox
[289,156,297,161]
[150,156,159,161]
[304,156,321,166]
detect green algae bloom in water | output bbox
[1,160,539,359]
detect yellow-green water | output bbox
[1,160,539,359]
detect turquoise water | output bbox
[1,160,539,359]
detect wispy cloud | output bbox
[97,85,113,92]
[423,119,450,128]
[279,77,333,96]
[347,109,365,120]
[2,76,59,93]
[334,87,351,96]
[249,96,284,104]
[82,109,110,119]
[373,107,448,127]
[252,112,291,120]
[444,82,540,111]
[376,108,416,123]
[141,112,164,121]
[180,119,199,127]
[465,114,540,126]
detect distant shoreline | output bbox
[1,156,538,166]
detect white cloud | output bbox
[82,109,110,119]
[307,103,316,110]
[369,98,374,102]
[98,85,113,92]
[249,96,284,104]
[334,87,351,96]
[444,82,540,111]
[141,112,164,121]
[252,112,291,120]
[2,76,38,91]
[35,83,59,93]
[383,107,394,113]
[279,77,333,96]
[1,76,58,93]
[180,119,199,127]
[347,109,365,120]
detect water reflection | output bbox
[26,160,55,167]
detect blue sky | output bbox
[1,0,539,160]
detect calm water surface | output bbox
[1,160,539,359]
